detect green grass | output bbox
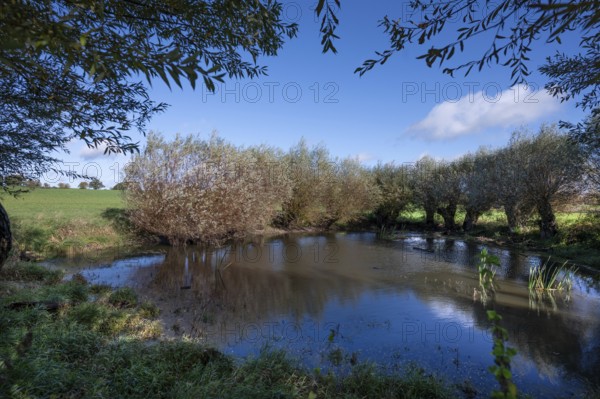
[394,207,600,268]
[0,261,458,399]
[1,189,133,258]
[528,259,576,292]
[2,188,124,220]
[0,261,63,284]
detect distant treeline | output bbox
[123,123,596,245]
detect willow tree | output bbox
[459,150,496,231]
[320,157,378,229]
[519,125,583,238]
[124,133,290,245]
[566,110,600,197]
[0,0,298,267]
[411,156,439,227]
[278,140,332,227]
[491,132,536,233]
[371,163,412,228]
[433,160,463,231]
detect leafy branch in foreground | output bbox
[1,0,298,161]
[477,248,517,399]
[316,1,599,110]
[315,0,341,54]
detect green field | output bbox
[2,188,124,220]
[1,189,128,257]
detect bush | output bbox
[124,132,290,244]
[279,140,378,228]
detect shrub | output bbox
[280,140,378,228]
[124,132,290,244]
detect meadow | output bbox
[2,188,128,257]
[3,188,123,220]
[396,207,600,267]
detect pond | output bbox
[65,232,600,398]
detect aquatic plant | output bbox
[376,225,397,240]
[477,248,518,399]
[476,248,498,304]
[477,248,498,291]
[528,258,577,292]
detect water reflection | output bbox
[78,232,600,398]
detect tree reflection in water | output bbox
[90,232,600,397]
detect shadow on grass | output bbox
[10,219,51,253]
[101,208,135,235]
[101,208,164,245]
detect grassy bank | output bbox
[2,189,131,258]
[0,261,457,399]
[3,189,600,267]
[392,207,600,268]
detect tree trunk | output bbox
[0,201,12,269]
[446,203,457,230]
[437,203,457,230]
[462,209,480,231]
[537,200,557,239]
[424,206,436,227]
[504,204,520,233]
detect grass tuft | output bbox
[0,262,63,284]
[108,287,138,308]
[528,259,577,292]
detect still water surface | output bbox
[68,232,600,398]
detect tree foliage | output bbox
[458,150,496,231]
[320,157,378,228]
[407,125,582,237]
[126,135,378,243]
[432,160,462,231]
[279,140,331,227]
[316,0,599,110]
[89,178,104,190]
[278,140,377,228]
[0,0,298,182]
[371,163,411,227]
[489,135,536,233]
[411,156,439,227]
[516,124,583,238]
[565,109,600,195]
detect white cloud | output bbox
[406,84,561,140]
[79,143,129,161]
[79,143,109,160]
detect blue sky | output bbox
[54,1,588,187]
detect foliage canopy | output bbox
[0,0,298,185]
[316,0,599,109]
